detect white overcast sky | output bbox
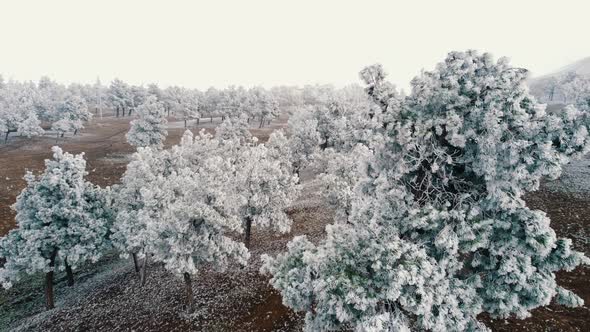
[1,0,589,90]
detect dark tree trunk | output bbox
[116,107,120,117]
[128,108,132,116]
[184,119,187,128]
[167,106,170,117]
[132,253,140,273]
[61,132,65,138]
[210,116,213,122]
[140,255,148,286]
[73,129,78,136]
[45,249,58,310]
[183,273,194,313]
[247,117,250,123]
[259,118,264,128]
[295,166,301,182]
[196,118,200,125]
[244,217,252,249]
[65,259,74,286]
[4,131,9,143]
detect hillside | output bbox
[528,57,590,103]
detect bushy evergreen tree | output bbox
[263,51,590,331]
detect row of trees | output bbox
[0,78,93,143]
[0,120,299,313]
[0,72,364,144]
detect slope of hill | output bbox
[528,57,590,103]
[543,56,590,78]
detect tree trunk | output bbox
[116,107,120,117]
[196,118,200,125]
[61,132,64,138]
[167,106,170,117]
[45,249,58,310]
[184,119,187,128]
[244,217,252,249]
[259,118,264,128]
[183,273,194,313]
[65,259,74,287]
[73,129,78,136]
[210,116,213,123]
[247,117,250,123]
[132,253,140,273]
[128,108,132,116]
[4,131,9,143]
[140,255,148,286]
[55,133,59,143]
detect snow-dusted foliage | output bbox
[0,83,45,142]
[54,94,92,135]
[266,129,294,174]
[113,131,250,310]
[17,110,44,138]
[126,96,168,149]
[262,51,590,331]
[318,145,371,219]
[114,131,250,272]
[215,116,252,143]
[235,141,300,248]
[109,78,133,117]
[0,147,112,294]
[287,109,322,174]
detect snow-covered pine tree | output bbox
[287,109,322,176]
[0,83,45,143]
[262,50,590,331]
[126,96,168,149]
[215,116,252,143]
[0,147,112,309]
[55,94,92,136]
[235,142,300,249]
[17,109,44,138]
[266,129,294,175]
[317,144,371,220]
[113,130,249,311]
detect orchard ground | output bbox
[0,115,588,331]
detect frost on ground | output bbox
[545,154,590,197]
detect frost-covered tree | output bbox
[0,147,112,309]
[287,110,322,176]
[126,96,168,149]
[202,87,221,122]
[17,109,44,138]
[111,145,172,282]
[174,88,200,127]
[266,129,294,174]
[235,143,299,248]
[0,83,45,142]
[113,131,249,311]
[263,51,590,331]
[215,116,252,143]
[318,145,371,220]
[109,79,132,117]
[55,94,92,136]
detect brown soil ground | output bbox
[0,115,588,331]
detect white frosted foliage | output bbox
[0,147,112,288]
[126,96,168,148]
[263,51,590,331]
